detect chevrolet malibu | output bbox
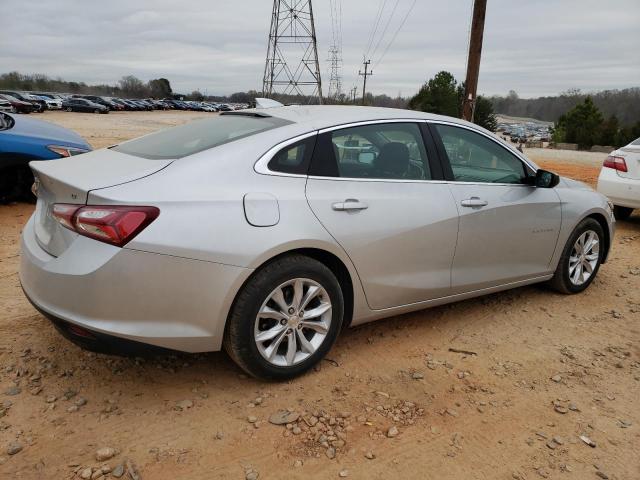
[20,106,615,380]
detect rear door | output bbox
[430,122,562,293]
[305,121,459,310]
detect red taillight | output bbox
[603,155,628,172]
[52,204,159,247]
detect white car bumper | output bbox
[596,168,640,209]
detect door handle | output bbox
[460,197,488,208]
[332,199,369,211]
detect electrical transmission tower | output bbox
[326,0,343,101]
[327,45,342,100]
[262,0,323,103]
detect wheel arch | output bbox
[224,247,357,342]
[585,212,611,263]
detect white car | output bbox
[597,137,640,219]
[42,97,63,110]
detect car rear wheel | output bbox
[66,107,72,112]
[548,218,604,294]
[224,254,344,380]
[613,206,633,220]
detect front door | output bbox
[431,123,562,293]
[305,121,459,310]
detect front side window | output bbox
[311,122,431,180]
[434,124,527,184]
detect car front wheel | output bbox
[224,254,344,380]
[548,218,604,294]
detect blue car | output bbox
[0,112,91,202]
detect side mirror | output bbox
[535,169,560,188]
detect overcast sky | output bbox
[1,0,638,98]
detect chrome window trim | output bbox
[254,118,538,185]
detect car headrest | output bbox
[374,142,410,174]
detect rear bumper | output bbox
[597,169,640,209]
[20,215,252,352]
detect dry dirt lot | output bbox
[1,112,639,480]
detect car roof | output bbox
[248,105,471,132]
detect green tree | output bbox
[598,115,619,146]
[190,90,204,101]
[473,96,497,132]
[147,78,172,98]
[408,71,459,116]
[554,97,603,148]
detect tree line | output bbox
[489,88,640,126]
[552,97,640,149]
[0,72,173,99]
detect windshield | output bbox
[112,114,292,160]
[0,113,15,131]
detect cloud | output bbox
[0,0,638,98]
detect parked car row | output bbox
[0,89,247,114]
[497,122,551,143]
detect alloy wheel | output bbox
[568,230,600,286]
[254,278,332,367]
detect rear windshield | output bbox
[631,137,640,146]
[112,114,292,159]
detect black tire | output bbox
[66,107,72,112]
[94,109,100,114]
[548,218,604,294]
[613,206,633,220]
[223,254,344,380]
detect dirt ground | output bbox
[1,113,638,480]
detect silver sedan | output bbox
[20,106,615,379]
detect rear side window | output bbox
[310,122,431,180]
[268,136,316,174]
[113,115,292,159]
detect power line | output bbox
[369,0,401,62]
[364,0,387,59]
[373,0,418,68]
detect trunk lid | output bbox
[616,145,640,180]
[31,148,172,256]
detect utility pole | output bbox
[358,59,372,106]
[350,86,358,103]
[462,0,487,122]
